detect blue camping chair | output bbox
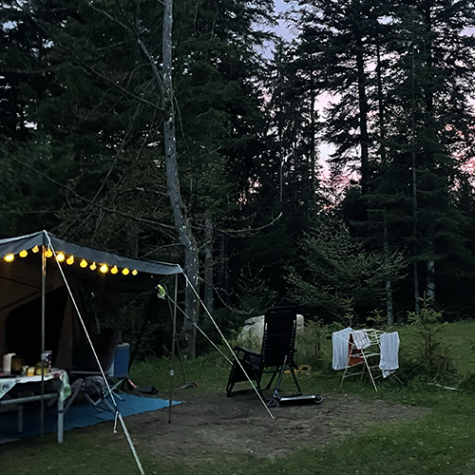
[66,329,129,413]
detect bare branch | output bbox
[87,0,165,94]
[3,150,176,232]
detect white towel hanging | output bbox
[379,332,400,378]
[352,329,371,350]
[332,327,353,370]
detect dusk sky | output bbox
[270,0,336,165]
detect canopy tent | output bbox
[0,230,276,469]
[0,230,183,369]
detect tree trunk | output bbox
[203,213,214,319]
[376,33,393,326]
[411,22,420,315]
[384,221,394,326]
[423,6,435,307]
[161,0,199,357]
[355,33,370,194]
[426,259,435,302]
[309,86,317,191]
[218,234,229,302]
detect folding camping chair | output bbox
[340,329,383,391]
[66,329,128,413]
[226,306,302,406]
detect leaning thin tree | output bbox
[136,0,200,357]
[161,0,199,357]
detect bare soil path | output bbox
[87,391,430,464]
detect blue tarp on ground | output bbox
[0,393,180,442]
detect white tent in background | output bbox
[237,313,305,349]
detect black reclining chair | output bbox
[226,306,302,406]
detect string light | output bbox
[99,264,108,274]
[132,269,138,276]
[2,245,125,278]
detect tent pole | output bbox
[41,246,46,355]
[168,275,178,423]
[40,245,46,436]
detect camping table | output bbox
[0,368,70,442]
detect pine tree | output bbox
[380,1,475,311]
[285,212,404,321]
[287,0,475,317]
[290,0,394,193]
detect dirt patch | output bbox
[91,391,430,464]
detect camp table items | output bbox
[2,353,15,375]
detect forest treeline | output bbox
[1,0,475,355]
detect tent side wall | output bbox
[0,261,65,360]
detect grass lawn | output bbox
[2,321,475,475]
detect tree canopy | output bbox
[2,0,475,354]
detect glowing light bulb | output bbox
[122,268,130,276]
[57,252,65,262]
[45,248,53,258]
[19,250,28,258]
[132,269,138,276]
[4,254,14,262]
[99,264,108,274]
[80,259,88,268]
[111,266,118,275]
[90,262,97,271]
[66,256,74,265]
[32,246,39,253]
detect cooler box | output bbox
[109,343,129,378]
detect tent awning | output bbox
[0,230,183,367]
[0,230,183,277]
